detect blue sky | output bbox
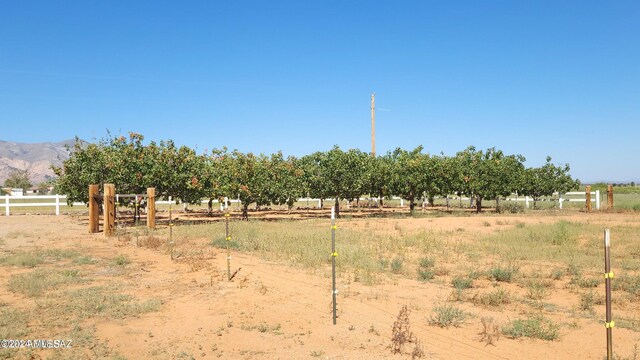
[1,1,638,182]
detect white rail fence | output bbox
[3,191,601,216]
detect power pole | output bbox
[371,92,376,157]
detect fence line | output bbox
[2,190,601,216]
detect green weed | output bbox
[502,315,559,340]
[428,304,467,328]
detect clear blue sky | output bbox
[1,1,638,182]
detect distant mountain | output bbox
[0,139,77,185]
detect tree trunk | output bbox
[445,195,450,210]
[475,197,482,213]
[334,197,340,218]
[409,198,416,214]
[428,195,435,207]
[495,197,500,213]
[320,199,324,209]
[207,199,213,216]
[242,204,249,220]
[379,196,384,210]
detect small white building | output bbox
[10,188,24,196]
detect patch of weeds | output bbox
[478,317,500,346]
[550,268,565,280]
[617,319,640,333]
[211,238,241,250]
[241,322,282,335]
[488,266,517,282]
[390,305,423,358]
[428,304,467,328]
[551,221,573,246]
[391,256,404,274]
[467,269,483,280]
[483,221,491,227]
[502,314,560,341]
[139,235,162,249]
[417,256,435,281]
[567,263,582,277]
[0,252,42,267]
[452,276,473,290]
[310,350,325,357]
[610,343,639,360]
[579,291,596,311]
[377,257,390,270]
[112,255,130,266]
[418,257,435,269]
[525,280,551,300]
[7,269,83,297]
[0,309,29,338]
[176,351,196,360]
[515,221,526,228]
[571,276,599,288]
[613,275,640,296]
[474,288,511,307]
[73,255,96,265]
[60,286,162,319]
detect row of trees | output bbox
[53,133,579,219]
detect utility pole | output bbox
[371,92,376,157]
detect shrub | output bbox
[451,277,473,290]
[502,315,560,341]
[391,257,404,274]
[428,304,467,328]
[488,266,517,282]
[475,288,511,307]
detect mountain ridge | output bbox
[0,139,76,185]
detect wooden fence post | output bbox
[147,187,156,229]
[607,185,614,209]
[104,184,115,236]
[89,184,99,233]
[586,185,592,212]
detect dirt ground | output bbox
[1,211,639,359]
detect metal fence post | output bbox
[604,229,613,360]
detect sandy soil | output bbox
[0,211,639,359]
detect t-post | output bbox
[604,229,613,360]
[331,206,337,325]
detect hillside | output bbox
[0,139,76,185]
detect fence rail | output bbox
[2,190,601,216]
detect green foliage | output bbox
[451,276,473,290]
[3,169,32,191]
[456,146,525,213]
[520,157,579,209]
[488,266,517,282]
[52,131,577,218]
[391,256,404,273]
[474,288,511,307]
[417,256,435,281]
[502,315,560,340]
[428,304,467,328]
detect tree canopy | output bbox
[52,133,579,216]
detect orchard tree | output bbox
[456,146,525,213]
[4,170,32,192]
[318,146,368,217]
[226,151,270,220]
[364,154,394,208]
[268,152,304,213]
[299,151,329,207]
[389,146,430,214]
[521,157,580,209]
[53,137,109,204]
